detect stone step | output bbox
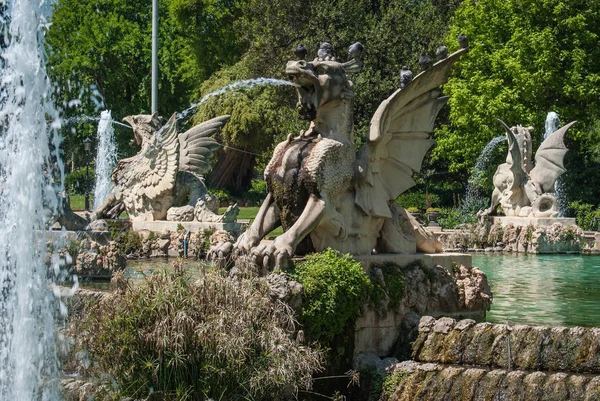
[385,360,600,401]
[413,316,600,375]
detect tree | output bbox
[196,0,462,191]
[434,0,600,205]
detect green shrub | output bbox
[437,207,478,229]
[396,191,440,210]
[74,269,323,400]
[115,230,142,255]
[243,179,268,204]
[568,201,599,231]
[369,263,405,310]
[65,166,96,195]
[293,248,372,344]
[208,188,232,203]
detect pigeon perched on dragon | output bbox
[216,40,470,269]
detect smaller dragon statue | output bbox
[478,120,576,218]
[94,112,233,222]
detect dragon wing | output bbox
[530,120,575,192]
[113,113,179,200]
[178,115,230,176]
[355,48,468,218]
[498,120,524,190]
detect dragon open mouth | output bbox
[286,61,319,121]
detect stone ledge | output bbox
[132,220,241,233]
[355,252,472,270]
[386,361,600,401]
[490,216,576,227]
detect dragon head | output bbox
[286,42,363,121]
[123,113,162,146]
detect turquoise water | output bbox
[473,254,600,327]
[78,258,209,290]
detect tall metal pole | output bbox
[151,0,158,113]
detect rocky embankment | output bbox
[384,316,600,400]
[438,221,584,254]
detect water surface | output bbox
[473,254,600,327]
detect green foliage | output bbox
[115,230,142,255]
[74,269,323,400]
[369,263,405,310]
[380,369,411,401]
[435,0,600,204]
[437,207,478,229]
[65,167,95,195]
[396,191,440,210]
[568,200,600,231]
[243,179,268,204]
[208,188,232,203]
[293,248,372,344]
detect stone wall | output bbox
[385,361,600,401]
[382,316,600,401]
[355,260,492,357]
[438,221,584,254]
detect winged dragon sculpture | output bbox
[478,120,575,218]
[95,112,232,222]
[222,42,470,268]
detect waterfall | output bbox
[0,0,65,398]
[93,110,118,209]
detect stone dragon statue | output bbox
[94,112,233,222]
[221,42,470,268]
[478,120,576,218]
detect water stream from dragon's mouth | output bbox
[462,135,506,213]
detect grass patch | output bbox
[69,194,86,211]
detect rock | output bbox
[419,316,437,333]
[166,205,195,221]
[88,219,108,231]
[433,317,456,334]
[454,318,476,331]
[267,272,303,312]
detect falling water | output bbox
[93,110,118,208]
[545,111,567,217]
[462,136,506,213]
[0,0,64,399]
[63,115,131,129]
[177,78,296,121]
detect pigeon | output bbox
[318,42,334,59]
[457,33,469,49]
[436,45,448,61]
[348,41,364,60]
[295,44,307,60]
[400,66,413,88]
[418,51,432,71]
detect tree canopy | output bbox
[435,0,600,204]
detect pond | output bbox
[77,258,210,291]
[473,254,600,328]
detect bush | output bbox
[66,166,95,195]
[568,201,600,231]
[74,268,323,400]
[396,191,440,211]
[207,188,232,203]
[243,179,268,204]
[437,207,478,229]
[293,249,372,344]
